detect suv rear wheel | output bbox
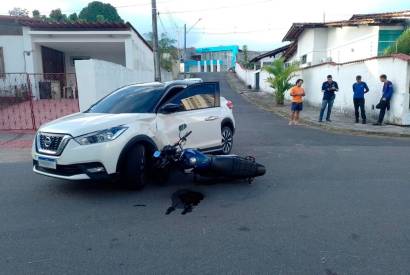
[221,126,234,155]
[123,144,147,190]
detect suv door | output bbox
[156,82,222,150]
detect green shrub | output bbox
[384,29,410,55]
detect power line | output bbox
[159,0,273,14]
[157,13,169,34]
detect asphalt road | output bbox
[1,73,410,275]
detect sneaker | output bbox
[288,121,293,125]
[355,119,359,123]
[318,120,323,123]
[373,122,382,126]
[362,120,366,124]
[326,119,332,122]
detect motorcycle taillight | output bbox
[226,100,233,109]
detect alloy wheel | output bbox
[221,127,233,154]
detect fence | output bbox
[0,73,79,130]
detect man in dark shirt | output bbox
[319,75,339,122]
[373,74,394,126]
[352,75,369,124]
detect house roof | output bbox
[350,10,410,20]
[282,42,297,62]
[0,15,152,51]
[249,44,291,63]
[282,10,410,41]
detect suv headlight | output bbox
[74,126,128,145]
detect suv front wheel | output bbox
[123,144,147,190]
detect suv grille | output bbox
[36,132,71,155]
[39,135,63,151]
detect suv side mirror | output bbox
[159,103,181,114]
[178,123,187,132]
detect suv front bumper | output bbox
[32,137,124,180]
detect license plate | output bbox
[38,156,57,169]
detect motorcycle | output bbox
[153,124,266,183]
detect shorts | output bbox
[291,102,303,112]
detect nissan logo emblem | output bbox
[44,136,52,148]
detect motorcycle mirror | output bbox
[153,151,161,158]
[178,123,187,132]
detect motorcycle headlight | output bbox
[74,126,128,145]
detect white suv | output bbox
[32,80,235,189]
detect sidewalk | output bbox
[227,73,410,138]
[0,130,34,163]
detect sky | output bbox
[1,0,409,51]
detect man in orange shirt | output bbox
[289,79,305,125]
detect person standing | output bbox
[352,75,369,124]
[289,79,305,125]
[319,75,339,122]
[373,74,394,126]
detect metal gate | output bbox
[0,73,79,130]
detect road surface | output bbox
[1,73,410,274]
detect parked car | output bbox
[32,80,235,189]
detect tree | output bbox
[144,32,179,72]
[9,7,29,17]
[68,13,78,21]
[242,45,249,65]
[79,1,123,23]
[264,58,299,105]
[96,14,106,22]
[384,29,410,56]
[32,10,41,18]
[49,9,67,22]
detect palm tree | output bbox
[264,58,299,105]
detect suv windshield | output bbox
[86,85,164,114]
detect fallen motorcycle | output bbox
[153,124,266,183]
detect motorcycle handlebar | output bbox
[182,131,192,141]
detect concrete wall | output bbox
[0,35,25,73]
[235,63,255,88]
[295,25,405,66]
[297,29,316,65]
[294,56,410,125]
[75,59,156,111]
[0,35,27,93]
[235,63,274,93]
[326,26,379,63]
[128,32,154,73]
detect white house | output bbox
[282,10,410,66]
[278,10,410,125]
[0,15,154,99]
[249,44,291,69]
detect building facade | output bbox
[0,16,153,99]
[184,45,239,73]
[282,11,410,66]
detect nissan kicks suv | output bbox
[32,80,235,189]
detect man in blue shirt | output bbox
[319,75,339,122]
[352,75,369,124]
[374,74,394,126]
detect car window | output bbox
[87,85,164,114]
[168,83,219,111]
[160,86,186,106]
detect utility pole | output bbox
[151,0,161,81]
[183,24,187,78]
[183,19,201,78]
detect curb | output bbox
[226,73,410,139]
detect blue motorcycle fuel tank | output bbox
[181,149,210,169]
